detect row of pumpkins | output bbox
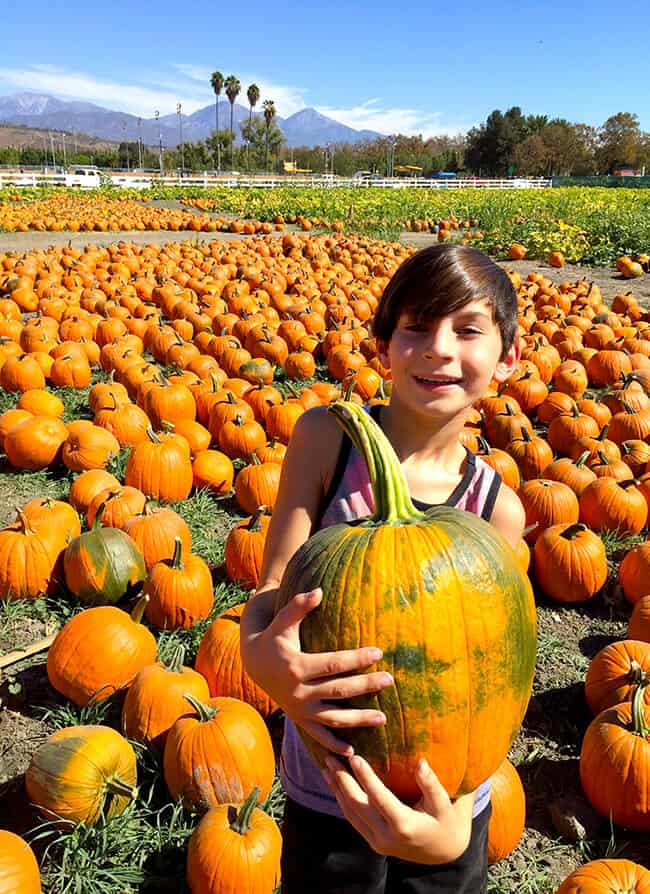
[1,233,650,889]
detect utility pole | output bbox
[177,103,184,174]
[155,110,164,177]
[61,132,67,168]
[137,117,143,169]
[49,131,56,168]
[122,122,130,171]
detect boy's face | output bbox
[376,299,519,419]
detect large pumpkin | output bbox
[0,829,41,893]
[63,506,146,606]
[186,788,282,894]
[274,402,536,803]
[25,725,137,825]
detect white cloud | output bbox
[0,63,471,136]
[0,65,208,117]
[315,99,470,138]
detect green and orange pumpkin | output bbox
[274,401,536,803]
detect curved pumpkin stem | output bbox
[327,401,423,524]
[131,593,150,625]
[184,693,218,722]
[230,787,261,835]
[631,683,650,738]
[559,523,587,541]
[15,508,36,535]
[170,536,184,570]
[574,451,590,468]
[165,644,186,674]
[247,506,268,531]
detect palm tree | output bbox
[210,71,224,172]
[263,100,276,172]
[246,83,260,171]
[224,75,241,171]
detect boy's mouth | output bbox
[413,375,462,387]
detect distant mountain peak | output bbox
[0,91,383,148]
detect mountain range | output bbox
[0,93,382,148]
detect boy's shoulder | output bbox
[290,404,346,459]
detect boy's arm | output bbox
[240,408,394,755]
[488,482,526,550]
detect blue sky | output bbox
[2,0,649,135]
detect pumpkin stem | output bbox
[147,426,161,444]
[165,644,186,674]
[247,506,268,531]
[574,450,590,468]
[104,775,137,803]
[327,401,424,524]
[229,787,261,835]
[171,536,184,570]
[15,508,36,535]
[559,523,587,541]
[130,593,150,625]
[184,693,218,722]
[631,683,650,738]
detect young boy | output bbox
[241,244,525,893]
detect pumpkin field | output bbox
[1,185,650,893]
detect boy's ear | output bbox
[492,340,520,384]
[376,338,390,369]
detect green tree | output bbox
[246,83,260,172]
[206,129,234,167]
[210,71,224,171]
[224,75,241,170]
[240,117,283,171]
[597,112,642,172]
[263,100,277,171]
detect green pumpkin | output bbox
[275,401,536,804]
[63,503,146,606]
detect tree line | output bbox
[0,105,648,177]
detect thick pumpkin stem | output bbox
[327,401,424,524]
[104,775,138,801]
[248,506,268,531]
[184,693,218,722]
[560,523,587,541]
[15,508,36,535]
[631,683,650,738]
[628,660,650,686]
[574,451,590,468]
[230,787,260,835]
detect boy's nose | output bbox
[422,326,455,359]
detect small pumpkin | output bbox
[224,507,270,590]
[46,595,157,706]
[122,502,192,571]
[26,725,137,825]
[186,787,282,894]
[555,859,650,894]
[195,603,278,719]
[487,758,525,864]
[164,694,276,812]
[144,537,214,630]
[584,640,650,715]
[64,503,147,606]
[533,523,608,603]
[122,646,210,751]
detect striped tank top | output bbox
[280,404,502,819]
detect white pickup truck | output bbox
[64,166,102,188]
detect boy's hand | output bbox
[323,754,474,864]
[241,588,394,756]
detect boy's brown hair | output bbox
[373,244,518,357]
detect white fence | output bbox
[0,171,552,191]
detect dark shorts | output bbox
[280,797,491,894]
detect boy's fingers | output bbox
[302,646,384,681]
[271,588,323,633]
[346,754,403,818]
[311,670,393,701]
[414,759,451,815]
[300,720,355,757]
[312,706,386,729]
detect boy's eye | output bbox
[458,327,483,336]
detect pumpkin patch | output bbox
[1,215,650,888]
